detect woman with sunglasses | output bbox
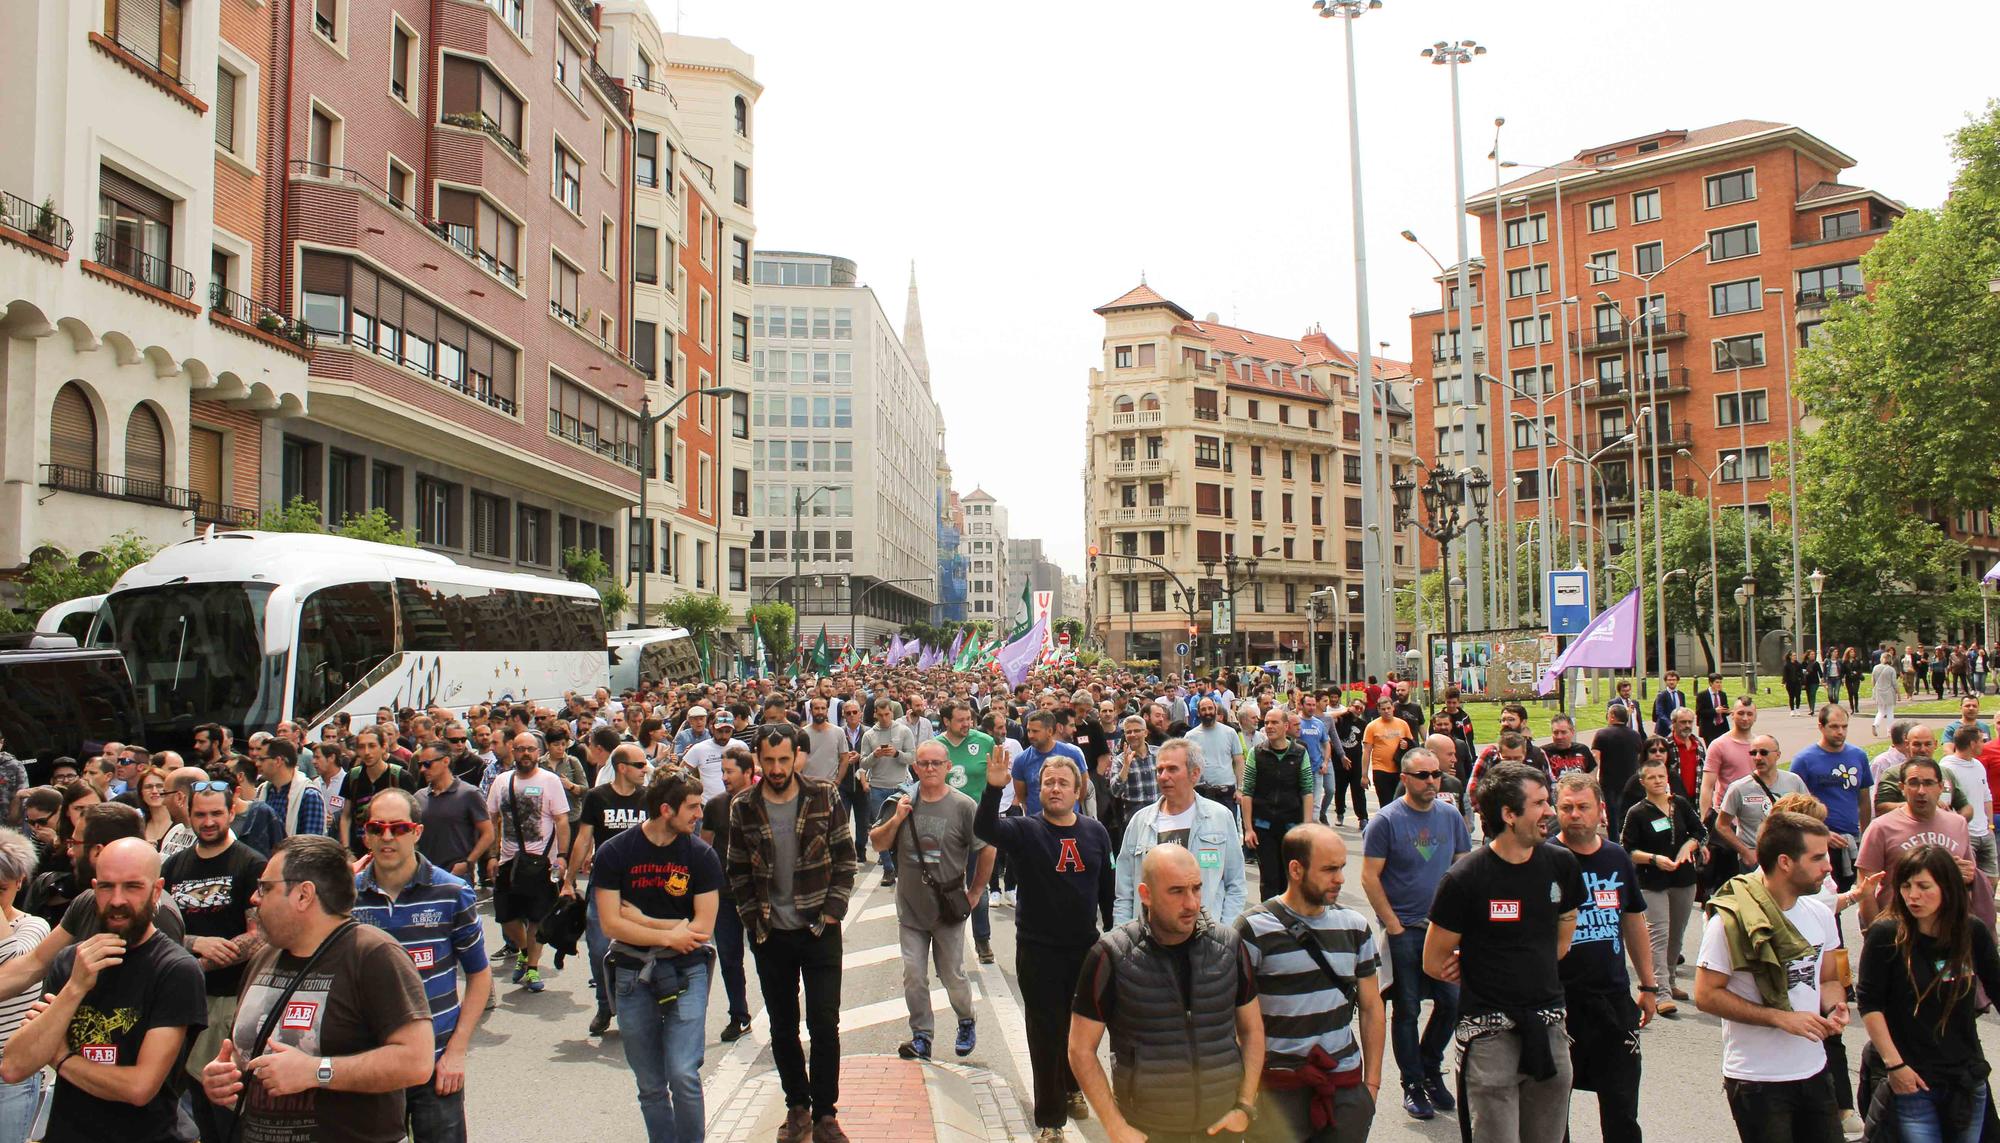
[1621,753,1704,1015]
[1859,844,2000,1141]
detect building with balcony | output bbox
[1411,119,1904,573]
[1,0,311,582]
[747,252,940,651]
[258,0,647,581]
[960,488,1010,625]
[1085,284,1417,676]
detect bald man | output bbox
[1423,733,1473,823]
[1070,844,1263,1142]
[160,765,214,859]
[1714,734,1808,871]
[0,837,207,1141]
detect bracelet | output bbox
[1886,1062,1910,1073]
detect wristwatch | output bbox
[317,1057,334,1088]
[1233,1099,1259,1123]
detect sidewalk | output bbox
[709,1055,1032,1143]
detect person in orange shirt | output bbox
[1362,695,1417,809]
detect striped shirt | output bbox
[1232,899,1378,1071]
[0,913,49,1050]
[352,857,488,1056]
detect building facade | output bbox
[934,483,967,624]
[2,0,310,584]
[1007,537,1064,624]
[1085,284,1418,677]
[1411,120,1906,639]
[747,252,940,652]
[960,488,1009,625]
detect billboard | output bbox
[1430,628,1560,702]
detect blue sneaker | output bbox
[954,1018,976,1057]
[510,954,528,984]
[1424,1074,1455,1113]
[522,967,545,993]
[1402,1083,1435,1121]
[897,1033,932,1061]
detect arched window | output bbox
[734,95,749,137]
[1112,395,1134,413]
[126,405,167,495]
[49,382,97,474]
[1139,393,1161,411]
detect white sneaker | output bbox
[1841,1109,1864,1138]
[1034,1129,1065,1142]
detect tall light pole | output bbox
[1394,465,1490,702]
[1489,117,1514,627]
[1810,568,1827,660]
[1680,447,1732,675]
[792,482,840,619]
[1734,345,1759,691]
[1423,37,1488,630]
[636,384,743,625]
[1497,363,1588,623]
[1316,0,1388,676]
[1767,286,1803,653]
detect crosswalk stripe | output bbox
[856,902,898,924]
[842,942,902,970]
[830,981,984,1035]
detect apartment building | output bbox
[747,252,940,650]
[1,0,310,580]
[1085,284,1417,676]
[1411,120,1904,579]
[264,0,646,579]
[961,489,1010,625]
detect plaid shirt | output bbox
[1111,743,1159,804]
[725,775,857,943]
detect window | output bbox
[1346,541,1364,570]
[1631,188,1660,223]
[1282,450,1293,479]
[1511,364,1553,396]
[416,476,462,547]
[1513,415,1554,449]
[1508,313,1552,348]
[1281,493,1293,523]
[1114,345,1132,369]
[549,252,580,322]
[1194,388,1218,421]
[97,167,176,291]
[1343,455,1361,482]
[49,382,99,474]
[1515,468,1555,501]
[600,217,614,274]
[1798,261,1864,303]
[485,0,523,34]
[311,0,336,42]
[1507,263,1550,298]
[1821,210,1862,240]
[1250,446,1263,477]
[547,373,640,468]
[1504,213,1546,249]
[1194,436,1220,468]
[307,106,337,174]
[1720,446,1771,482]
[729,547,747,591]
[1716,390,1768,427]
[1588,251,1617,284]
[1248,400,1261,421]
[634,131,659,188]
[440,57,523,156]
[633,225,657,284]
[390,21,414,103]
[1708,223,1759,262]
[1587,198,1616,232]
[1633,240,1663,276]
[731,468,750,518]
[555,35,584,99]
[730,394,749,439]
[1711,278,1762,316]
[1310,454,1322,483]
[470,492,510,557]
[214,64,240,152]
[733,163,749,207]
[631,321,657,382]
[731,236,749,284]
[1250,491,1264,521]
[1714,334,1764,370]
[435,188,520,285]
[1705,168,1756,208]
[734,94,750,137]
[731,314,749,361]
[554,142,582,213]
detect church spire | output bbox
[904,260,931,387]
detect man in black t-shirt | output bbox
[700,744,756,1042]
[164,785,265,1142]
[340,727,421,856]
[1552,772,1654,1143]
[1425,762,1584,1143]
[0,837,208,1143]
[569,743,650,1037]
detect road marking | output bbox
[857,902,898,924]
[833,982,984,1035]
[973,942,1037,1120]
[842,942,902,970]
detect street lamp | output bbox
[1766,286,1804,656]
[1203,554,1264,680]
[1679,447,1732,675]
[1394,464,1489,701]
[1741,574,1760,692]
[791,483,840,618]
[636,384,744,625]
[1809,567,1827,660]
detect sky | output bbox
[663,0,1999,575]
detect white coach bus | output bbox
[57,530,608,747]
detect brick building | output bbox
[1410,119,1904,622]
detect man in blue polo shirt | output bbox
[1011,710,1087,819]
[1787,703,1872,894]
[352,787,492,1143]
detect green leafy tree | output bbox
[745,601,796,669]
[653,590,731,641]
[0,532,159,630]
[257,496,415,546]
[563,547,631,625]
[1606,491,1792,674]
[1054,616,1085,647]
[257,496,325,534]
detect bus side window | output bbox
[294,582,397,720]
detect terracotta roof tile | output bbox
[1486,118,1790,198]
[1797,180,1866,203]
[1093,283,1191,319]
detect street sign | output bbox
[1212,600,1233,636]
[1548,569,1593,636]
[1057,630,1071,646]
[1289,639,1300,653]
[1175,641,1190,656]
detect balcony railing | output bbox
[1109,458,1171,478]
[565,0,596,25]
[1796,282,1864,308]
[1193,406,1220,422]
[1110,505,1190,526]
[1572,311,1687,350]
[289,160,425,226]
[102,27,194,95]
[422,219,521,287]
[547,410,640,470]
[312,327,520,416]
[1,190,73,250]
[1583,421,1693,454]
[586,58,631,117]
[41,463,199,511]
[628,74,678,108]
[93,230,193,298]
[1586,368,1691,404]
[440,111,527,167]
[1109,409,1165,429]
[196,500,260,528]
[548,299,647,376]
[209,284,315,348]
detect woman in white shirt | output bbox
[0,829,49,1143]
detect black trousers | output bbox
[1253,815,1301,902]
[752,924,844,1119]
[1329,762,1369,821]
[1018,938,1094,1128]
[1372,770,1402,809]
[1568,991,1642,1143]
[1722,1068,1843,1143]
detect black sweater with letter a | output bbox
[974,782,1114,949]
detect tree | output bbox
[654,590,731,642]
[1607,491,1792,674]
[900,621,950,650]
[563,547,631,625]
[745,601,796,670]
[257,496,416,546]
[0,532,158,631]
[1054,616,1085,647]
[1791,101,2000,642]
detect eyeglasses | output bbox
[446,736,468,743]
[256,877,304,896]
[364,820,419,837]
[1747,748,1776,756]
[1904,778,1942,789]
[1402,770,1443,781]
[22,815,50,829]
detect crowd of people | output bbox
[0,657,1994,1142]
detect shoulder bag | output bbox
[224,920,360,1143]
[896,798,973,925]
[505,774,557,885]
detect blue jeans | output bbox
[867,787,897,874]
[586,895,611,1017]
[0,1073,39,1143]
[713,897,752,1024]
[1896,1084,1988,1143]
[1386,925,1457,1089]
[405,1072,467,1143]
[614,954,711,1143]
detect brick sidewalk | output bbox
[709,1055,1031,1142]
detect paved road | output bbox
[457,799,2000,1141]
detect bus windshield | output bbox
[98,582,282,746]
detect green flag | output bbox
[1010,579,1035,639]
[811,625,832,673]
[697,634,712,683]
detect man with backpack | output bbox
[484,731,571,993]
[338,726,420,856]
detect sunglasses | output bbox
[1748,748,1776,756]
[1402,770,1443,781]
[446,736,468,743]
[188,781,232,794]
[22,815,50,829]
[364,820,419,837]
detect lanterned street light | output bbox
[790,483,841,618]
[1202,554,1264,679]
[1091,544,1205,673]
[636,384,744,624]
[1679,447,1733,674]
[1741,574,1760,692]
[1809,567,1827,660]
[1394,464,1490,701]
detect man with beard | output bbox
[569,743,651,1038]
[442,722,484,787]
[485,732,571,993]
[257,739,325,841]
[199,835,434,1143]
[164,784,265,1143]
[0,837,207,1143]
[1240,708,1314,904]
[1183,698,1246,812]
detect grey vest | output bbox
[1100,917,1244,1134]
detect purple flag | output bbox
[1538,588,1640,695]
[946,630,964,665]
[886,635,906,666]
[998,617,1050,688]
[917,644,940,670]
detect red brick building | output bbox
[1411,119,1901,580]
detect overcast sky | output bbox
[667,0,1998,575]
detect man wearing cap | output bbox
[674,707,711,756]
[683,711,737,803]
